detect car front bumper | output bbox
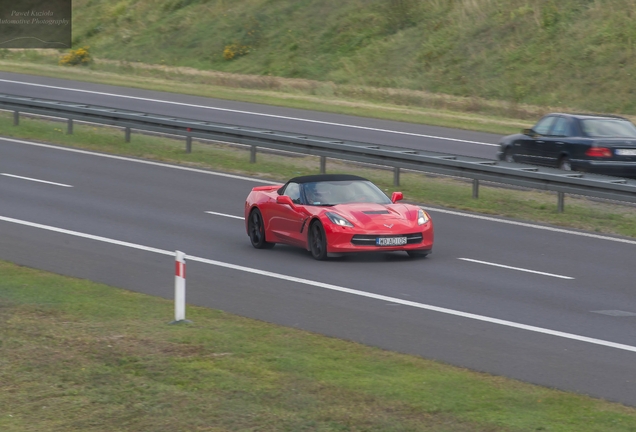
[323,224,434,254]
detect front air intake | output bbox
[362,210,390,215]
[351,233,423,246]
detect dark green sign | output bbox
[0,0,71,48]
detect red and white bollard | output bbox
[171,250,191,324]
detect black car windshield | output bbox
[302,180,392,206]
[581,119,636,138]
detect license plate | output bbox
[376,237,407,246]
[615,149,636,156]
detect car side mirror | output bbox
[522,128,535,136]
[391,192,403,203]
[276,195,295,207]
[276,195,310,215]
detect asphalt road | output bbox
[0,71,503,159]
[1,135,636,406]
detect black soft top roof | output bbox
[287,174,369,184]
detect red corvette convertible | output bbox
[244,174,434,260]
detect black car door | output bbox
[516,115,557,164]
[540,116,575,167]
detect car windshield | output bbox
[302,180,392,206]
[581,119,636,138]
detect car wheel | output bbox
[248,208,275,249]
[503,147,515,163]
[407,251,429,258]
[309,221,328,260]
[558,156,572,171]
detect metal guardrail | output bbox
[2,93,636,212]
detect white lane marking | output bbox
[423,206,636,246]
[0,215,172,256]
[0,78,498,147]
[1,214,635,354]
[458,258,574,280]
[593,310,636,317]
[4,136,635,246]
[1,173,73,188]
[0,137,277,184]
[205,211,244,220]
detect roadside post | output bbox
[170,250,192,324]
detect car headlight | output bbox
[417,209,429,225]
[326,212,354,227]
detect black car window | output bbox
[302,180,391,206]
[283,182,302,204]
[581,119,636,138]
[550,117,573,137]
[533,116,557,135]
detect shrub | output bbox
[59,46,92,66]
[223,43,250,60]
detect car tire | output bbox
[309,221,328,261]
[558,156,572,171]
[248,208,275,249]
[407,250,429,258]
[503,147,515,163]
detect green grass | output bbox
[2,260,636,431]
[3,110,636,239]
[30,0,636,116]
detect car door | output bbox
[516,115,557,165]
[540,116,574,166]
[268,182,306,246]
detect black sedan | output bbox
[497,113,636,178]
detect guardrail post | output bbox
[13,110,19,126]
[125,127,131,143]
[472,179,479,199]
[320,156,326,174]
[557,192,565,213]
[393,167,400,186]
[170,251,192,324]
[186,136,192,153]
[250,145,256,163]
[67,118,73,135]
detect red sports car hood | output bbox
[320,203,418,229]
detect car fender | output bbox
[498,133,524,159]
[244,204,260,236]
[304,216,324,250]
[245,202,278,243]
[499,133,525,146]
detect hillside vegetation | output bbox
[69,0,636,115]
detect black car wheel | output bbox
[503,147,515,163]
[558,156,572,171]
[248,208,275,249]
[309,221,328,260]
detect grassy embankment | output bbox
[62,0,636,116]
[3,260,636,431]
[8,1,636,120]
